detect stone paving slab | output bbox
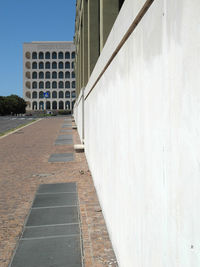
[26,206,79,226]
[22,224,80,239]
[37,183,76,193]
[60,129,73,133]
[10,236,82,267]
[55,139,73,145]
[62,124,72,128]
[48,153,74,162]
[32,192,77,208]
[57,134,73,140]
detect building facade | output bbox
[74,0,125,96]
[23,41,76,112]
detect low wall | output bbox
[74,0,200,266]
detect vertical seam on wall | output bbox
[84,0,155,100]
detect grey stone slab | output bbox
[37,183,76,194]
[10,236,82,267]
[26,206,78,226]
[32,193,77,208]
[57,134,73,140]
[55,139,73,145]
[22,224,80,239]
[48,153,74,162]
[60,129,73,133]
[62,124,72,127]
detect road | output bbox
[0,116,35,134]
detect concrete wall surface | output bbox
[74,88,84,142]
[74,0,200,266]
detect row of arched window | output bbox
[29,81,75,89]
[31,91,76,99]
[32,100,75,110]
[25,51,75,60]
[27,61,74,69]
[26,71,75,80]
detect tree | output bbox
[0,95,27,115]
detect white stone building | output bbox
[23,41,76,112]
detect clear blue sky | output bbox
[0,0,76,97]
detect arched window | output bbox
[52,101,57,110]
[71,62,74,69]
[39,72,44,79]
[65,52,70,59]
[65,81,70,88]
[39,52,44,59]
[45,62,50,69]
[26,92,31,98]
[71,91,76,98]
[65,71,70,78]
[32,62,37,69]
[45,72,50,79]
[65,91,70,98]
[59,62,63,69]
[26,72,31,79]
[39,62,44,69]
[72,81,76,88]
[59,81,63,89]
[32,52,37,59]
[59,101,64,109]
[39,91,44,98]
[39,82,44,89]
[25,52,31,59]
[52,91,57,98]
[65,62,70,69]
[45,52,50,59]
[72,71,75,78]
[72,52,75,58]
[65,101,70,110]
[26,62,31,69]
[52,62,57,69]
[26,81,30,89]
[59,71,63,79]
[46,91,51,98]
[32,72,37,79]
[52,72,57,79]
[59,91,64,98]
[32,101,37,110]
[32,91,37,99]
[52,81,57,89]
[32,82,37,89]
[45,81,50,89]
[46,101,51,110]
[39,101,44,110]
[58,52,63,59]
[52,52,57,59]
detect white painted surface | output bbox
[74,88,84,142]
[75,0,200,266]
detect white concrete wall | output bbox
[74,88,84,142]
[75,0,200,266]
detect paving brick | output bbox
[0,117,118,267]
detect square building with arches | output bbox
[23,41,76,112]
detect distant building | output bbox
[23,41,76,112]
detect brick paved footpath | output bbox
[0,117,118,267]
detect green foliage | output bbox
[58,110,72,115]
[0,95,27,115]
